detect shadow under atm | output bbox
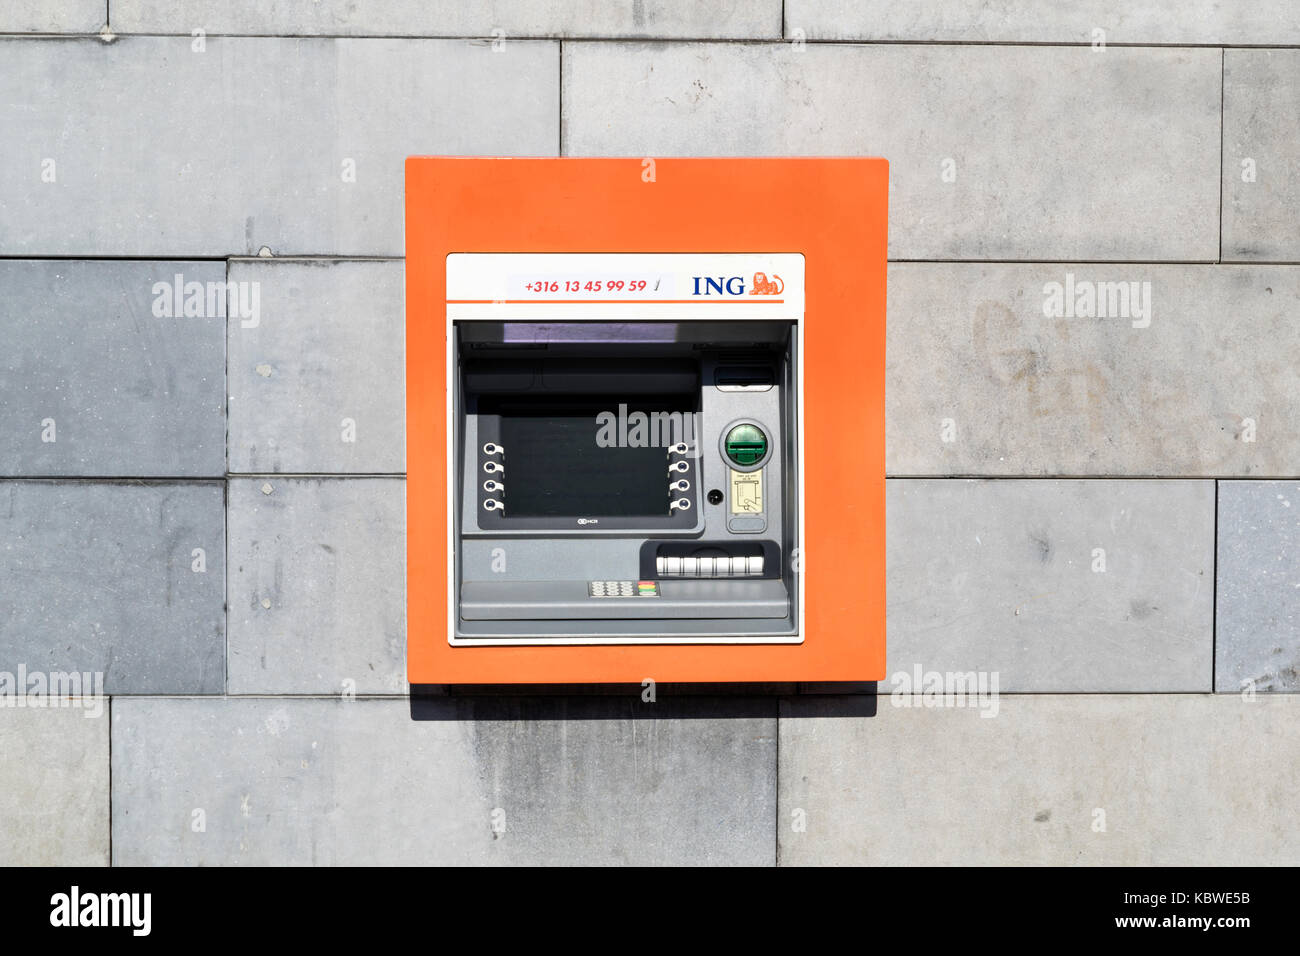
[409,683,878,720]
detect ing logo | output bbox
[691,271,785,296]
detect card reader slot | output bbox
[713,365,774,391]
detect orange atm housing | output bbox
[406,157,887,685]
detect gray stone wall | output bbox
[1,2,1297,865]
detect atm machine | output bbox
[406,158,886,688]
[451,253,802,644]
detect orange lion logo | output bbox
[752,272,784,295]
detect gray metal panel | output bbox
[451,322,800,642]
[463,538,645,583]
[698,355,784,548]
[456,617,796,639]
[461,578,790,620]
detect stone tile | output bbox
[785,1,1300,44]
[111,1,782,38]
[779,694,1300,865]
[227,478,405,695]
[227,260,404,474]
[0,37,558,256]
[887,479,1214,692]
[1223,51,1300,262]
[0,260,225,478]
[562,43,1220,261]
[0,481,226,694]
[0,2,102,32]
[111,697,777,864]
[886,263,1300,476]
[0,703,109,865]
[1216,481,1300,693]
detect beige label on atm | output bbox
[730,468,763,515]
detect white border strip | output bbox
[446,253,805,646]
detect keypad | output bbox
[588,580,659,598]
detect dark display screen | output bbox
[492,396,695,517]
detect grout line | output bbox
[4,475,1296,482]
[774,695,781,867]
[225,255,404,262]
[558,40,564,156]
[888,258,1233,266]
[1212,479,1219,693]
[0,254,398,262]
[0,476,228,482]
[1218,47,1226,263]
[223,246,230,697]
[505,38,1300,49]
[5,256,1300,266]
[223,476,230,696]
[107,694,113,867]
[0,254,230,262]
[884,475,1298,481]
[0,474,405,481]
[0,31,570,42]
[0,33,1297,48]
[102,690,1247,699]
[108,695,406,703]
[228,472,407,479]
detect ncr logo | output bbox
[50,886,151,936]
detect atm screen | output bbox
[491,396,695,518]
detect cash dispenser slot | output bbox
[639,540,781,580]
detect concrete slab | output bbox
[226,478,406,695]
[886,479,1214,692]
[227,260,404,474]
[111,1,782,38]
[0,703,109,865]
[1223,51,1300,262]
[0,37,558,256]
[785,1,1300,44]
[1,2,101,33]
[562,43,1220,261]
[0,481,226,694]
[779,694,1300,865]
[886,263,1300,476]
[1216,481,1300,693]
[0,260,226,478]
[111,697,777,865]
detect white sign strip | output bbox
[446,253,805,320]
